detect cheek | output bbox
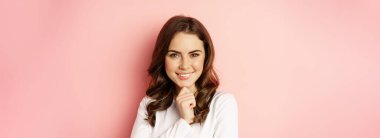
[165,59,177,72]
[193,59,205,70]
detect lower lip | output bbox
[177,73,192,80]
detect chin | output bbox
[176,81,194,88]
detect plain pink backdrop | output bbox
[1,0,379,138]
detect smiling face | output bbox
[165,32,205,92]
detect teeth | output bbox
[179,73,191,77]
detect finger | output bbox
[176,93,195,102]
[177,92,194,99]
[176,91,191,101]
[180,97,196,108]
[177,91,194,99]
[189,98,196,108]
[188,100,196,108]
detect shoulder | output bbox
[212,91,237,104]
[138,96,155,107]
[211,91,238,110]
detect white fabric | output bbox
[131,92,238,138]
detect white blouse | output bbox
[131,92,238,138]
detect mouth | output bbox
[176,72,194,80]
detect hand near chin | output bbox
[175,87,196,124]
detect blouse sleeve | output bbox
[131,97,193,138]
[158,118,192,138]
[213,93,239,138]
[130,96,153,138]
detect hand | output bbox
[175,87,196,124]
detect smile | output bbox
[176,72,193,80]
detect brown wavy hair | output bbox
[145,15,219,127]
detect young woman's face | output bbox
[165,32,205,91]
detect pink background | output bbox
[1,0,379,138]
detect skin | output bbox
[165,32,205,124]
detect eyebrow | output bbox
[167,50,203,54]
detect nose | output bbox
[179,56,191,70]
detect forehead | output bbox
[168,32,204,52]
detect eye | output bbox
[190,53,200,57]
[169,53,179,58]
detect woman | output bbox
[131,15,238,138]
